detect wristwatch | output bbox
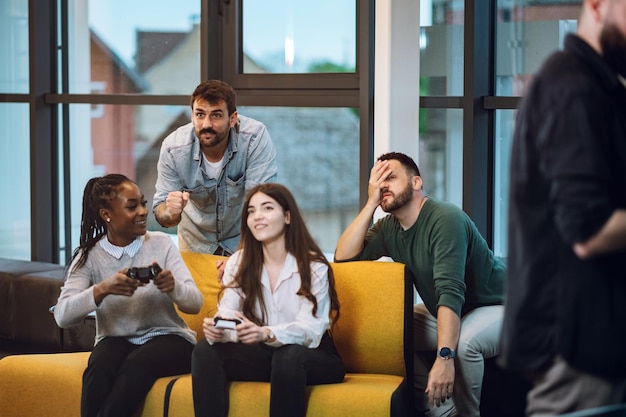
[437,347,456,360]
[264,327,276,343]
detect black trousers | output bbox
[191,333,345,417]
[81,334,194,417]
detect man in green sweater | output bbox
[335,152,504,417]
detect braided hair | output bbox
[68,174,132,274]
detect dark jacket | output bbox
[501,34,626,377]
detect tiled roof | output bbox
[135,30,188,74]
[90,29,148,91]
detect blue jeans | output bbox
[413,304,503,417]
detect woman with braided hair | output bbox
[54,174,202,417]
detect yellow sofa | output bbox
[0,252,414,417]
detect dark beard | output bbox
[600,23,626,79]
[196,127,229,148]
[380,182,413,212]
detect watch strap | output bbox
[437,347,456,360]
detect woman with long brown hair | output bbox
[191,183,344,417]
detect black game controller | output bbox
[213,316,242,330]
[126,263,162,283]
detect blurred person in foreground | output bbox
[501,0,626,415]
[54,174,203,417]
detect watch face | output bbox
[439,347,451,357]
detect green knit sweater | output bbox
[359,198,504,317]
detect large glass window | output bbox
[242,0,356,74]
[63,103,188,255]
[494,109,515,258]
[0,103,30,259]
[0,0,29,93]
[418,1,464,220]
[47,0,364,263]
[420,0,464,96]
[64,103,360,256]
[240,106,360,254]
[495,1,578,96]
[419,108,464,208]
[0,1,30,259]
[5,1,588,262]
[493,1,581,256]
[73,0,201,95]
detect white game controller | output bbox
[213,316,242,330]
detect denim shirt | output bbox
[152,115,277,254]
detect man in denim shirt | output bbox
[153,80,277,255]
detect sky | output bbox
[88,0,356,71]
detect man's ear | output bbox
[587,0,607,21]
[229,110,239,129]
[412,175,423,191]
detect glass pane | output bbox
[418,108,463,207]
[66,104,359,256]
[419,0,464,96]
[242,1,356,74]
[495,2,579,96]
[0,103,30,259]
[493,110,515,259]
[240,106,360,254]
[0,0,29,93]
[66,0,200,94]
[64,103,187,253]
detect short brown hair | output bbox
[378,152,421,176]
[190,80,237,115]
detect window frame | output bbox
[0,0,545,262]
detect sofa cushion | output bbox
[163,373,406,417]
[330,260,408,375]
[0,352,183,417]
[0,258,65,341]
[0,352,88,417]
[178,253,410,376]
[177,252,224,340]
[12,269,65,348]
[0,254,414,417]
